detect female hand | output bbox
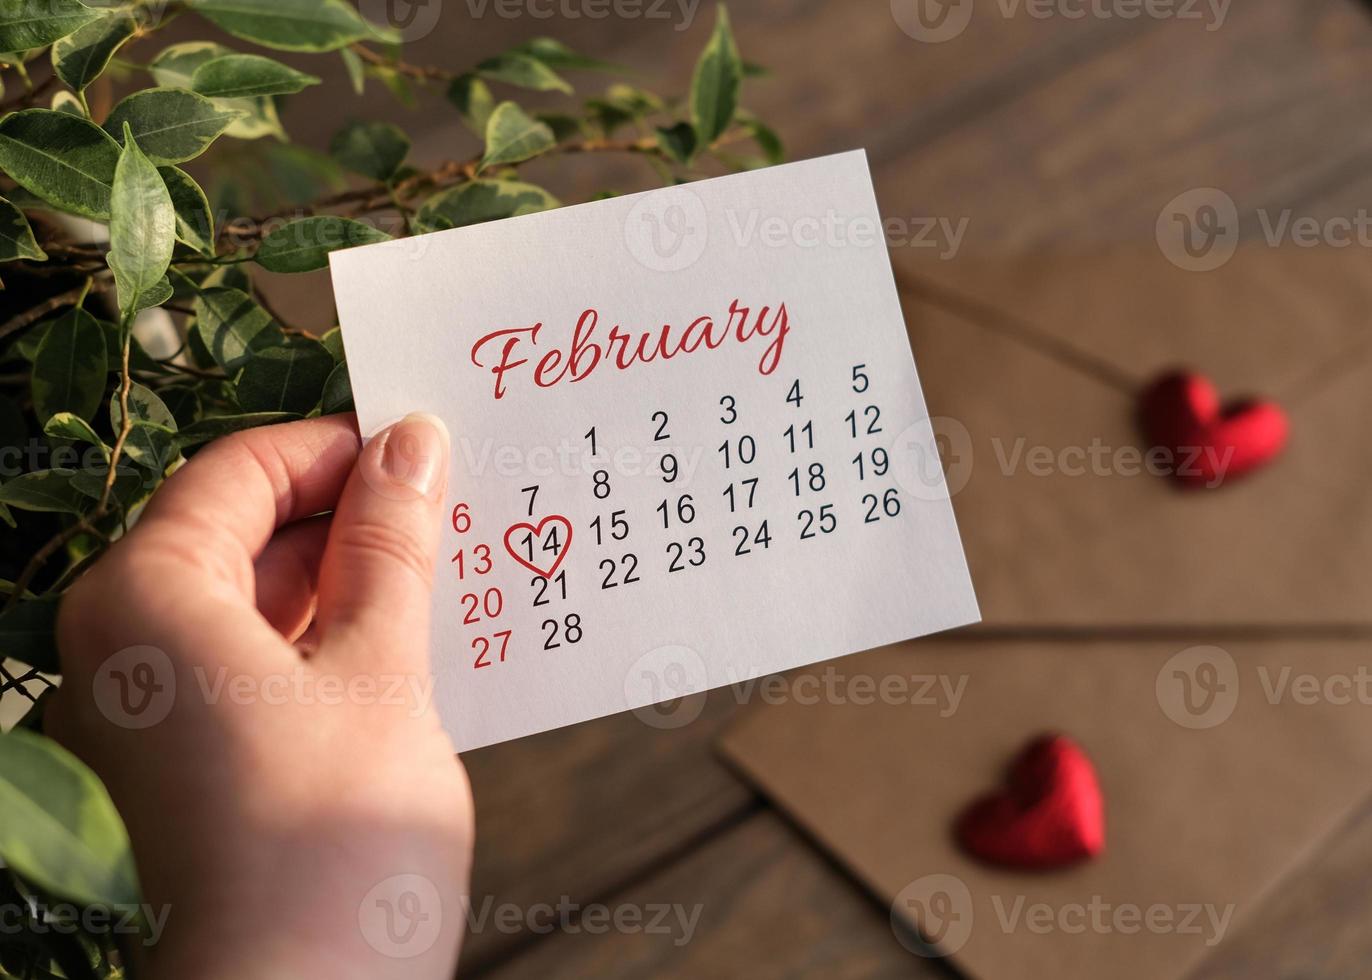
[47,412,471,980]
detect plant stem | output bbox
[0,71,57,112]
[0,276,110,343]
[349,44,454,82]
[4,317,136,616]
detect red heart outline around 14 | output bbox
[502,516,574,578]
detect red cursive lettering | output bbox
[469,299,791,400]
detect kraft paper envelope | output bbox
[889,248,1372,626]
[719,638,1372,980]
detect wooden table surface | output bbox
[269,1,1372,975]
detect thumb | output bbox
[315,412,450,671]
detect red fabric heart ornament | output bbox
[954,734,1104,870]
[1137,369,1288,487]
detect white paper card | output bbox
[330,150,978,751]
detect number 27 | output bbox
[473,629,513,669]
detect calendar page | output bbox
[330,150,979,751]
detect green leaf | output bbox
[585,97,635,137]
[160,166,215,254]
[43,412,106,453]
[193,286,281,372]
[31,307,106,424]
[190,53,320,98]
[148,40,234,88]
[655,122,697,164]
[148,43,287,142]
[111,383,177,470]
[186,0,370,52]
[320,360,352,414]
[476,52,571,94]
[603,83,663,116]
[71,463,148,509]
[109,124,175,320]
[372,63,415,107]
[157,385,201,428]
[50,89,85,116]
[512,37,621,73]
[0,110,120,219]
[0,728,139,909]
[234,338,333,414]
[254,216,390,274]
[224,95,285,140]
[51,12,135,92]
[105,88,241,166]
[174,411,295,449]
[447,74,494,136]
[112,381,176,431]
[742,116,783,165]
[0,470,89,513]
[413,179,559,235]
[479,101,555,172]
[689,4,741,146]
[149,43,286,141]
[340,45,364,94]
[320,325,344,360]
[0,596,59,672]
[537,112,583,143]
[328,120,408,181]
[0,196,44,261]
[0,0,100,54]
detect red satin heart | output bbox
[1138,370,1288,487]
[954,734,1104,870]
[503,515,573,578]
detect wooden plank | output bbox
[474,810,943,979]
[1188,799,1372,980]
[457,693,754,971]
[870,0,1372,252]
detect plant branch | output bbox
[349,44,454,82]
[2,520,97,616]
[98,329,134,516]
[3,320,132,616]
[0,276,111,343]
[217,129,695,246]
[0,71,58,113]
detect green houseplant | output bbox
[0,0,780,972]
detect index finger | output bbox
[130,414,362,598]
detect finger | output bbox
[253,515,332,642]
[131,415,362,599]
[314,413,449,671]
